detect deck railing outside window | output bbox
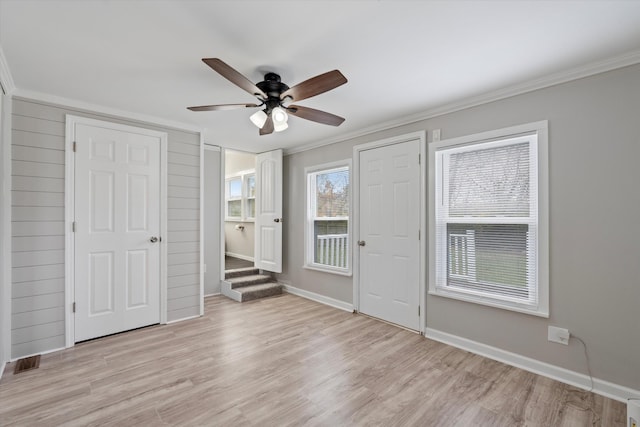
[316,233,349,268]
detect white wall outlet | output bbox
[548,326,570,345]
[433,129,441,142]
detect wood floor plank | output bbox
[0,294,627,426]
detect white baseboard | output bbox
[204,292,221,298]
[281,283,353,313]
[0,360,5,380]
[425,328,640,403]
[10,346,66,362]
[225,252,254,262]
[166,314,201,324]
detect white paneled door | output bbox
[358,139,421,330]
[74,123,161,342]
[254,149,283,273]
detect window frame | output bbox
[304,159,352,276]
[244,173,256,221]
[428,121,549,317]
[225,170,255,222]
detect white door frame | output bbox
[352,131,427,333]
[1,85,12,363]
[64,115,168,347]
[203,143,223,297]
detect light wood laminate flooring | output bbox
[0,294,626,426]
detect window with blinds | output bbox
[429,123,548,316]
[305,161,351,275]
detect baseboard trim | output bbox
[425,328,640,403]
[204,292,221,298]
[281,284,353,313]
[225,252,254,262]
[10,346,66,363]
[0,360,5,380]
[166,314,200,324]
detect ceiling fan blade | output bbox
[259,115,274,135]
[202,58,267,99]
[288,105,345,126]
[280,70,347,102]
[187,103,258,112]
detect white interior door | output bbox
[358,139,421,330]
[74,122,161,342]
[254,149,283,273]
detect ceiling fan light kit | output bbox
[271,106,289,132]
[249,109,268,128]
[188,58,347,135]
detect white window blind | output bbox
[434,134,540,310]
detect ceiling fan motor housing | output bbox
[257,73,290,108]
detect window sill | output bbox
[303,264,352,277]
[428,288,549,318]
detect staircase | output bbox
[221,267,283,302]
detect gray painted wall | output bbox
[224,222,254,260]
[10,98,201,358]
[203,147,221,295]
[277,64,640,390]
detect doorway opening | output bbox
[223,150,257,273]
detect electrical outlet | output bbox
[548,326,570,345]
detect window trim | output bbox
[304,159,352,276]
[428,121,549,317]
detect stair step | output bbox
[227,274,273,289]
[236,282,283,302]
[225,267,259,279]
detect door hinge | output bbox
[72,221,76,232]
[73,141,76,152]
[418,153,421,164]
[418,229,421,240]
[72,302,76,313]
[418,306,421,316]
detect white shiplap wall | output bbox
[11,98,201,358]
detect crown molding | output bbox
[12,89,203,134]
[284,49,640,156]
[0,44,16,95]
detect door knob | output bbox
[273,218,283,223]
[149,236,159,243]
[358,240,366,246]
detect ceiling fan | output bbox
[188,58,347,135]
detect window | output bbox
[245,174,256,219]
[305,161,351,275]
[429,122,548,316]
[225,172,255,221]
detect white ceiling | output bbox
[2,0,640,153]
